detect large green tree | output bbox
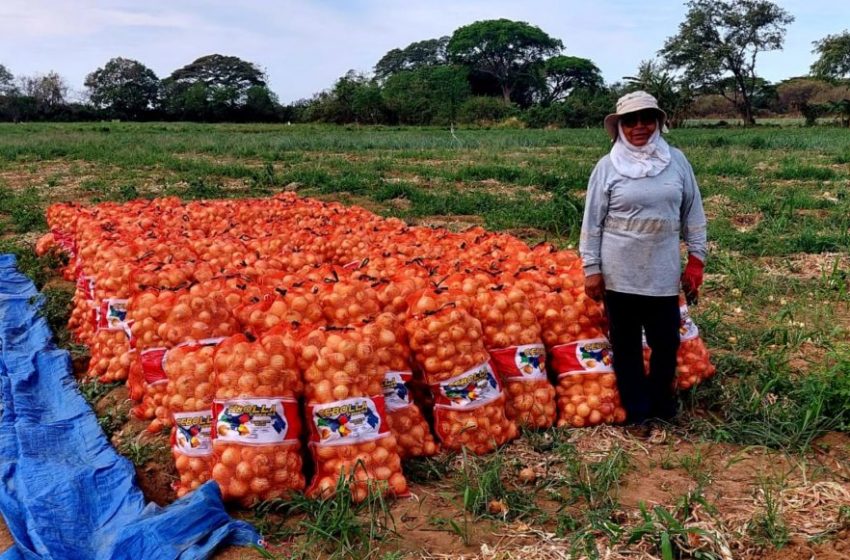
[540,55,603,104]
[448,19,563,103]
[161,54,268,119]
[811,31,850,79]
[84,57,159,119]
[383,65,470,124]
[374,37,449,80]
[661,0,794,125]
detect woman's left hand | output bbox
[682,255,704,304]
[585,273,605,302]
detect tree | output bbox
[19,72,68,111]
[374,37,449,80]
[382,65,470,124]
[0,64,16,96]
[811,31,850,79]
[243,85,280,121]
[161,54,266,119]
[84,57,159,119]
[448,19,563,103]
[775,77,833,113]
[540,56,603,104]
[624,60,693,127]
[660,0,794,125]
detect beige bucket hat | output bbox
[603,90,668,141]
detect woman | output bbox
[579,91,707,425]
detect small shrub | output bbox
[457,97,517,124]
[0,186,46,232]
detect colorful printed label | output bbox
[550,338,614,378]
[490,343,547,381]
[212,397,300,445]
[171,411,213,457]
[76,275,96,301]
[140,347,168,385]
[308,395,388,446]
[52,228,76,257]
[432,360,502,409]
[382,371,413,411]
[97,298,129,333]
[679,304,699,341]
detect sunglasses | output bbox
[620,110,658,127]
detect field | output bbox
[1,122,849,559]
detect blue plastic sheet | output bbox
[0,254,261,560]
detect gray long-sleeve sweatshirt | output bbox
[579,147,707,297]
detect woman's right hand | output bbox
[585,273,605,302]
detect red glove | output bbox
[682,254,704,304]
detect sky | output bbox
[0,0,846,104]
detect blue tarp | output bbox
[0,254,261,560]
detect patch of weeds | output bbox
[429,514,471,547]
[45,173,62,188]
[707,136,730,148]
[798,348,850,431]
[678,447,712,487]
[117,440,160,466]
[0,239,62,289]
[747,476,789,549]
[558,443,630,510]
[521,426,570,453]
[248,162,278,194]
[78,379,122,404]
[403,453,454,484]
[112,184,140,202]
[97,406,128,438]
[175,177,225,199]
[698,355,842,451]
[0,186,46,232]
[248,472,396,559]
[704,159,752,177]
[628,491,723,560]
[455,447,539,521]
[773,163,835,181]
[36,286,73,345]
[747,136,768,149]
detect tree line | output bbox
[2,0,850,126]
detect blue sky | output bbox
[0,0,846,103]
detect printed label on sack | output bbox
[140,347,168,385]
[171,411,213,457]
[308,395,388,446]
[432,360,502,409]
[52,229,76,257]
[550,337,614,377]
[212,398,300,445]
[97,298,129,332]
[382,371,413,411]
[76,275,95,301]
[679,305,699,341]
[490,343,547,381]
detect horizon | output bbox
[0,0,846,104]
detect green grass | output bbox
[0,239,64,289]
[248,474,396,559]
[1,122,848,558]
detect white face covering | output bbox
[609,121,672,179]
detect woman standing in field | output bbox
[579,91,707,425]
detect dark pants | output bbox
[604,290,680,423]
